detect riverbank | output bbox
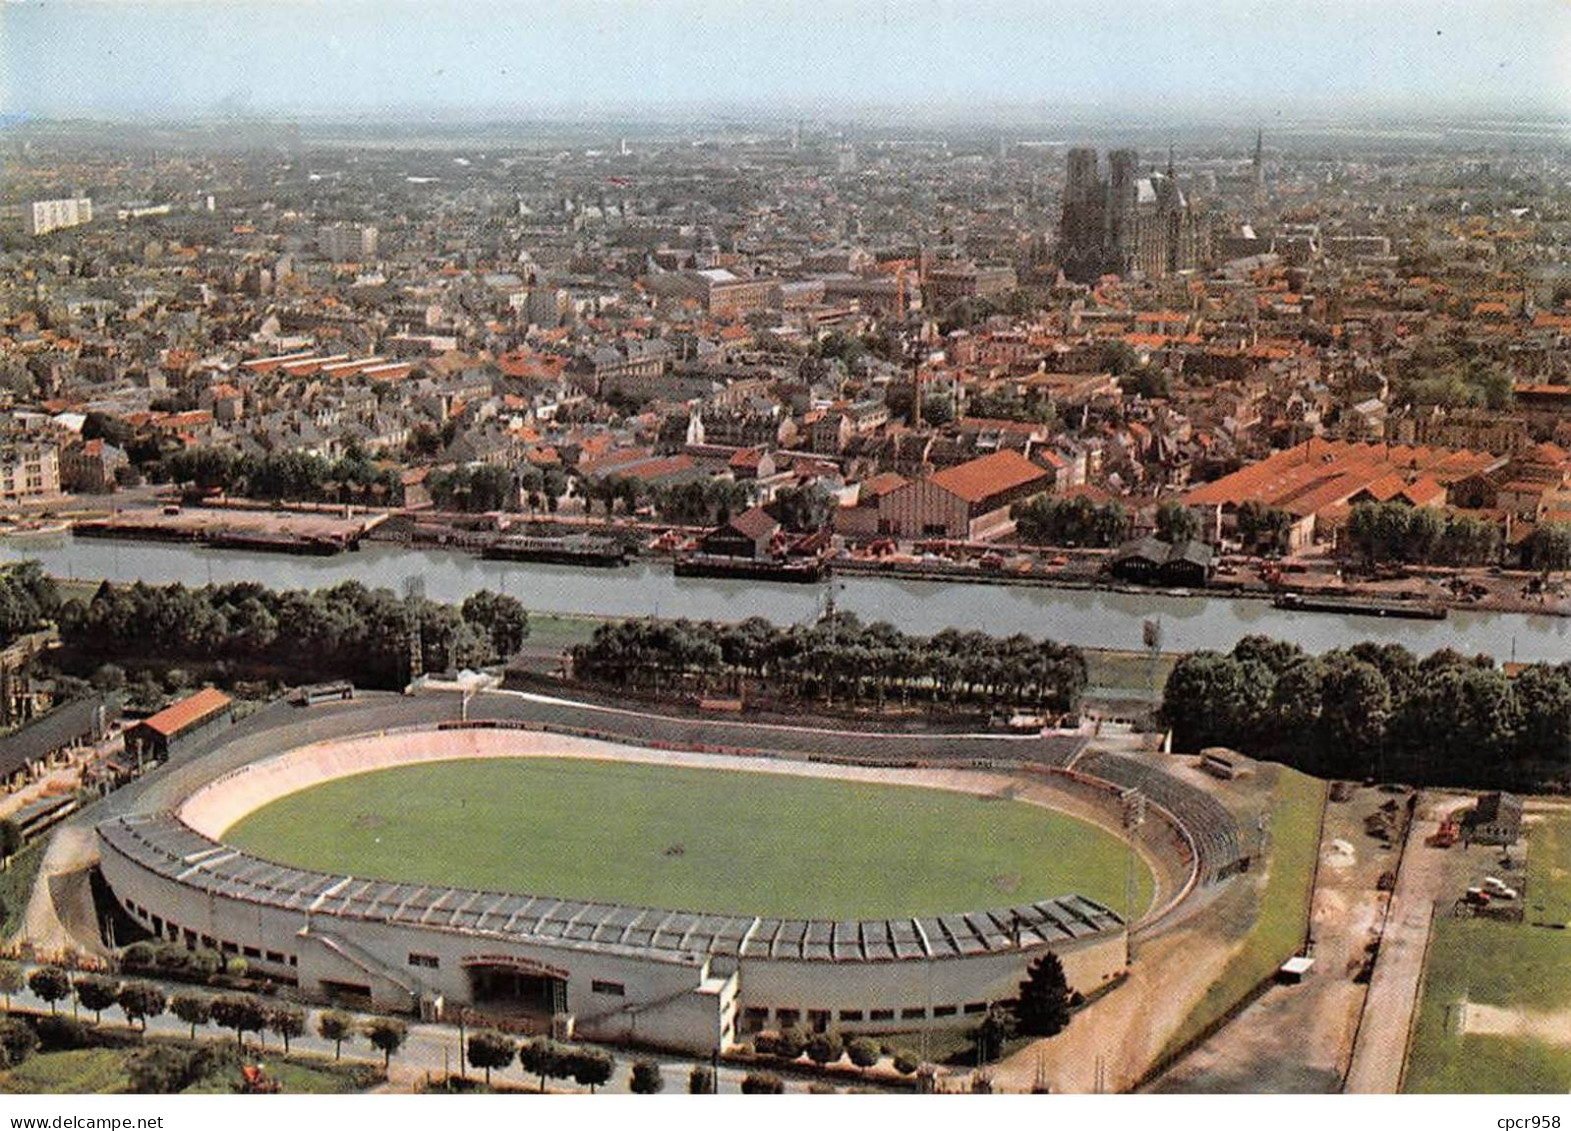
[63,503,1569,621]
[3,533,1567,663]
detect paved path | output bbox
[1343,802,1449,1094]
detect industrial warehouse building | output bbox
[0,695,117,792]
[875,450,1055,540]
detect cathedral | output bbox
[1057,147,1205,283]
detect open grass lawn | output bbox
[1526,808,1571,927]
[0,1048,130,1094]
[1158,766,1326,1061]
[1406,809,1571,1093]
[225,757,1152,920]
[523,612,608,649]
[1082,649,1177,696]
[1406,918,1571,1092]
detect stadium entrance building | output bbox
[465,956,569,1016]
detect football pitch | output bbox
[1406,808,1571,1093]
[222,756,1152,920]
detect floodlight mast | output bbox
[1123,788,1145,963]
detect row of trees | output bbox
[752,1028,917,1076]
[580,474,647,518]
[15,963,409,1068]
[426,464,514,513]
[579,476,754,527]
[572,613,1088,713]
[648,478,752,527]
[1011,495,1128,548]
[1161,635,1571,785]
[57,579,529,689]
[1345,501,1500,567]
[581,476,830,533]
[464,1031,619,1090]
[160,446,401,504]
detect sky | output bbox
[1,0,1567,122]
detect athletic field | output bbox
[222,757,1151,920]
[1406,808,1571,1093]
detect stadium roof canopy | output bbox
[101,813,1123,965]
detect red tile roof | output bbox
[930,450,1052,504]
[1183,439,1497,517]
[724,506,780,541]
[136,687,231,738]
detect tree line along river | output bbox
[1,531,1567,664]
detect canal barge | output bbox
[1273,591,1448,621]
[483,533,630,568]
[673,553,828,583]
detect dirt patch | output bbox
[991,874,1022,895]
[1462,1001,1571,1047]
[352,813,387,830]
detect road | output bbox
[1342,797,1463,1093]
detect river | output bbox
[2,532,1568,662]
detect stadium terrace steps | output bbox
[464,691,1090,768]
[1075,752,1243,884]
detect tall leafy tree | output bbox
[1512,665,1571,768]
[116,982,166,1033]
[363,1017,408,1069]
[570,1047,615,1093]
[519,1037,568,1091]
[266,1002,306,1053]
[317,1010,355,1059]
[27,967,71,1015]
[210,993,267,1048]
[170,993,212,1040]
[74,975,120,1025]
[1155,501,1201,543]
[465,1030,516,1085]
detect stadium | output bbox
[94,688,1240,1055]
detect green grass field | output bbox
[224,757,1152,920]
[1158,765,1326,1061]
[1406,809,1571,1093]
[0,1049,131,1095]
[1083,649,1178,697]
